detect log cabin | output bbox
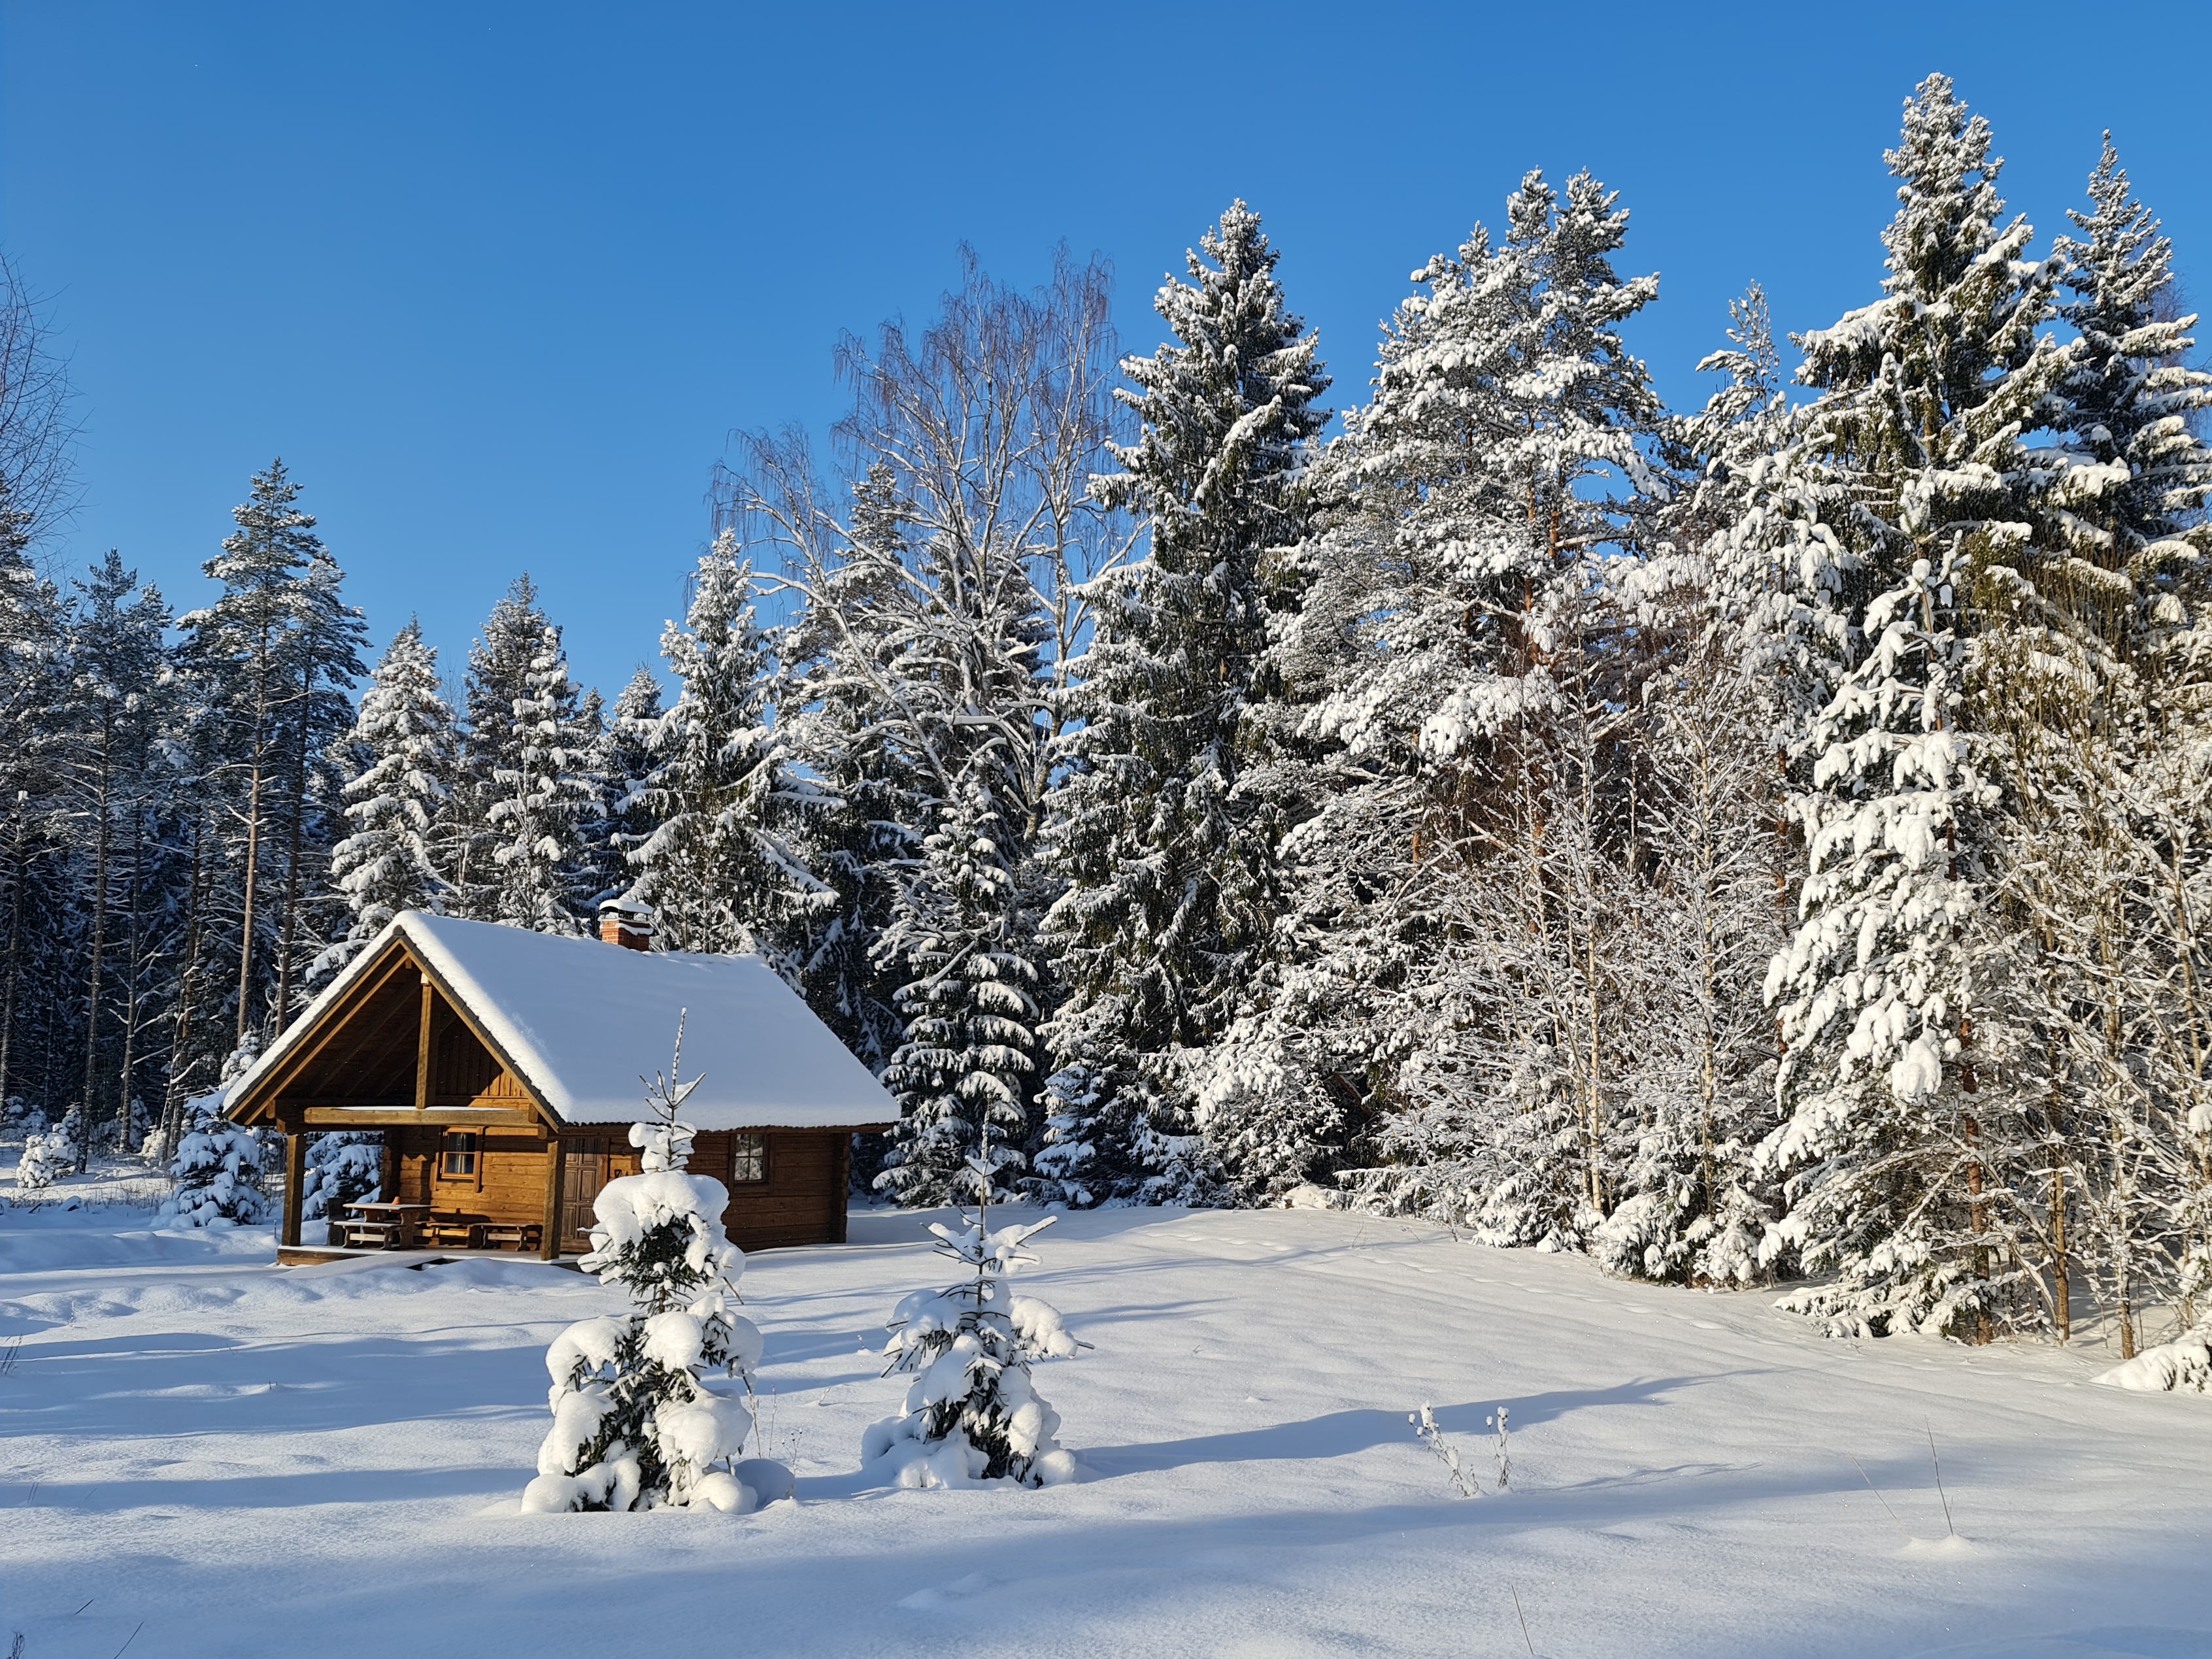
[224,905,895,1265]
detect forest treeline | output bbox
[5,75,2209,1352]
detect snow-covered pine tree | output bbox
[320,619,458,971]
[15,1108,82,1190]
[265,537,369,1028]
[1973,134,2212,1350]
[486,623,599,934]
[630,530,828,967]
[775,463,918,1077]
[588,667,663,912]
[861,1156,1082,1488]
[175,460,361,1053]
[1310,170,1664,1241]
[1041,201,1329,1207]
[875,777,1039,1204]
[299,1131,382,1230]
[53,552,175,1164]
[159,1089,269,1228]
[450,576,552,922]
[1760,75,2065,1341]
[521,1020,766,1513]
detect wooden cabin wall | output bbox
[425,1011,534,1110]
[384,1123,554,1224]
[693,1129,849,1252]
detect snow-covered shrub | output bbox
[15,1109,85,1190]
[301,1131,383,1223]
[520,1018,768,1515]
[861,1162,1084,1489]
[158,1092,269,1228]
[2096,1328,2212,1395]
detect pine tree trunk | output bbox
[0,792,25,1109]
[78,713,112,1172]
[159,824,208,1154]
[272,654,316,1027]
[236,749,266,1050]
[117,809,144,1155]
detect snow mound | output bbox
[1909,1630,2212,1659]
[2095,1331,2212,1394]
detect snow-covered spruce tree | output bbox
[448,576,551,922]
[1311,170,1664,1240]
[588,667,663,913]
[862,1156,1081,1488]
[774,464,920,1077]
[630,531,828,970]
[875,777,1039,1204]
[486,622,600,935]
[522,1020,767,1514]
[15,1108,83,1190]
[1973,134,2212,1350]
[159,1090,269,1227]
[319,619,458,973]
[300,1131,382,1228]
[1759,75,2064,1341]
[1041,200,1330,1207]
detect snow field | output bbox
[1,1203,2209,1658]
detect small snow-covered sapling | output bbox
[861,1148,1085,1489]
[520,1012,769,1515]
[1490,1403,1511,1491]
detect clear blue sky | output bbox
[3,1,2205,702]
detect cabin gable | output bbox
[229,937,556,1133]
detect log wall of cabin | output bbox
[694,1129,848,1251]
[385,1123,555,1223]
[425,1003,535,1109]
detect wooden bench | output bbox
[477,1222,542,1252]
[423,1212,486,1248]
[338,1219,404,1249]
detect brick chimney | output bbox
[597,897,654,952]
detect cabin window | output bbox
[731,1133,767,1186]
[440,1131,480,1179]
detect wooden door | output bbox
[560,1139,607,1250]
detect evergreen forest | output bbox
[7,75,2209,1355]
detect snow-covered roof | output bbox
[229,911,897,1131]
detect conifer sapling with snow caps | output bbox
[520,1014,769,1515]
[862,1150,1084,1488]
[160,1092,270,1227]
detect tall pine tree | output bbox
[322,619,459,968]
[1041,201,1329,1205]
[631,531,827,965]
[1760,75,2064,1341]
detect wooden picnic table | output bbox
[339,1201,431,1249]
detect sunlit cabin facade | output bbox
[224,907,895,1264]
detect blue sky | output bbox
[3,1,2205,702]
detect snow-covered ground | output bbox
[2,1198,2207,1659]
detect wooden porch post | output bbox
[282,1130,305,1248]
[414,975,435,1111]
[833,1133,851,1245]
[541,1132,563,1261]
